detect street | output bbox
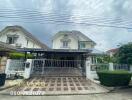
[0,88,132,100]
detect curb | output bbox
[0,85,16,91]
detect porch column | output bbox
[85,56,92,79]
[24,59,32,79]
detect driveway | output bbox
[4,76,108,95]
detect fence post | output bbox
[24,59,32,79]
[5,59,11,76]
[109,62,114,71]
[85,57,93,80]
[130,65,132,73]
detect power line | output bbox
[0,8,131,29]
[0,16,132,29]
[0,8,131,25]
[0,10,131,27]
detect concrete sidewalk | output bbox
[0,79,23,91]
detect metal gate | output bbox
[31,59,85,76]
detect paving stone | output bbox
[41,88,46,91]
[24,88,31,91]
[11,76,108,95]
[64,87,68,91]
[50,84,54,86]
[77,87,82,90]
[33,88,39,91]
[71,87,76,91]
[63,84,67,86]
[84,87,89,90]
[48,88,54,91]
[56,88,61,91]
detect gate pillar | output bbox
[24,59,32,79]
[85,56,93,80]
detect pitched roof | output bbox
[52,30,96,45]
[0,25,49,49]
[106,48,119,53]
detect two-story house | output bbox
[0,26,48,49]
[50,31,98,63]
[52,30,96,50]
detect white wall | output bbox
[0,30,41,48]
[52,34,94,49]
[53,34,78,49]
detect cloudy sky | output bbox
[0,0,132,51]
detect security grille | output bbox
[31,59,85,76]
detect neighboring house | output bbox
[52,30,96,49]
[0,26,48,49]
[106,48,118,57]
[0,41,16,73]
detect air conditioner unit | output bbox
[15,43,22,48]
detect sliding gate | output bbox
[31,59,85,76]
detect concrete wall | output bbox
[0,30,41,48]
[0,57,7,73]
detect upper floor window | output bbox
[62,41,69,48]
[6,35,18,44]
[60,34,71,48]
[79,42,86,49]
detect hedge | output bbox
[9,52,34,59]
[97,70,132,86]
[0,73,6,86]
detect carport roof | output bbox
[17,48,106,55]
[17,48,92,53]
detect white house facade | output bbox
[5,29,104,80]
[52,31,96,50]
[0,26,48,49]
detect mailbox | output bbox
[25,62,30,68]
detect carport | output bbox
[19,48,91,77]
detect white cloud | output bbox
[0,0,132,51]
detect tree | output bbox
[115,43,132,64]
[97,55,114,63]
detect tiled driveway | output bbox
[11,77,108,95]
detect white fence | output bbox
[113,64,130,71]
[5,59,25,77]
[88,63,132,80]
[4,58,132,80]
[88,63,109,79]
[31,59,84,76]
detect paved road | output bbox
[0,88,132,100]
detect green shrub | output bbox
[9,52,34,59]
[97,70,132,86]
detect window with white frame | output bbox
[62,41,69,48]
[79,42,86,49]
[60,34,70,48]
[6,35,19,44]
